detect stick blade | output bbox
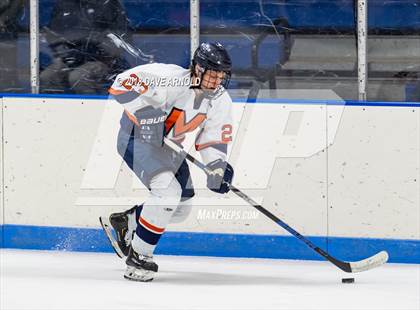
[349,251,389,273]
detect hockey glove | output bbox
[133,106,166,147]
[205,159,234,194]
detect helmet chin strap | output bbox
[203,85,225,100]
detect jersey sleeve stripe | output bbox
[109,87,128,95]
[195,140,228,151]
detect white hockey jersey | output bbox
[109,63,233,163]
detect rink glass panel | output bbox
[367,0,420,102]
[2,0,418,100]
[0,0,28,93]
[202,0,419,102]
[202,0,359,101]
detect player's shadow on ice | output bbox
[155,270,302,286]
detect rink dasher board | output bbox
[0,95,418,264]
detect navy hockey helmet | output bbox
[191,42,232,97]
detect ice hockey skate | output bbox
[99,205,138,258]
[124,246,159,282]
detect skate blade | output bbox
[124,266,155,282]
[99,216,125,259]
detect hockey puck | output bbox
[341,278,355,283]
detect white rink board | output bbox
[1,96,419,239]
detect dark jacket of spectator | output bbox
[0,0,25,38]
[41,0,133,94]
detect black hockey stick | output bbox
[164,137,389,273]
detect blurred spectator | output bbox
[408,78,420,102]
[0,0,25,92]
[400,72,420,102]
[40,0,134,94]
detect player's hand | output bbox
[133,107,166,147]
[205,159,234,194]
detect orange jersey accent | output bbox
[124,110,140,127]
[165,107,206,137]
[109,88,127,95]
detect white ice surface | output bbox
[1,249,419,310]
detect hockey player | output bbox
[100,42,234,282]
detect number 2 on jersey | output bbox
[222,124,232,143]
